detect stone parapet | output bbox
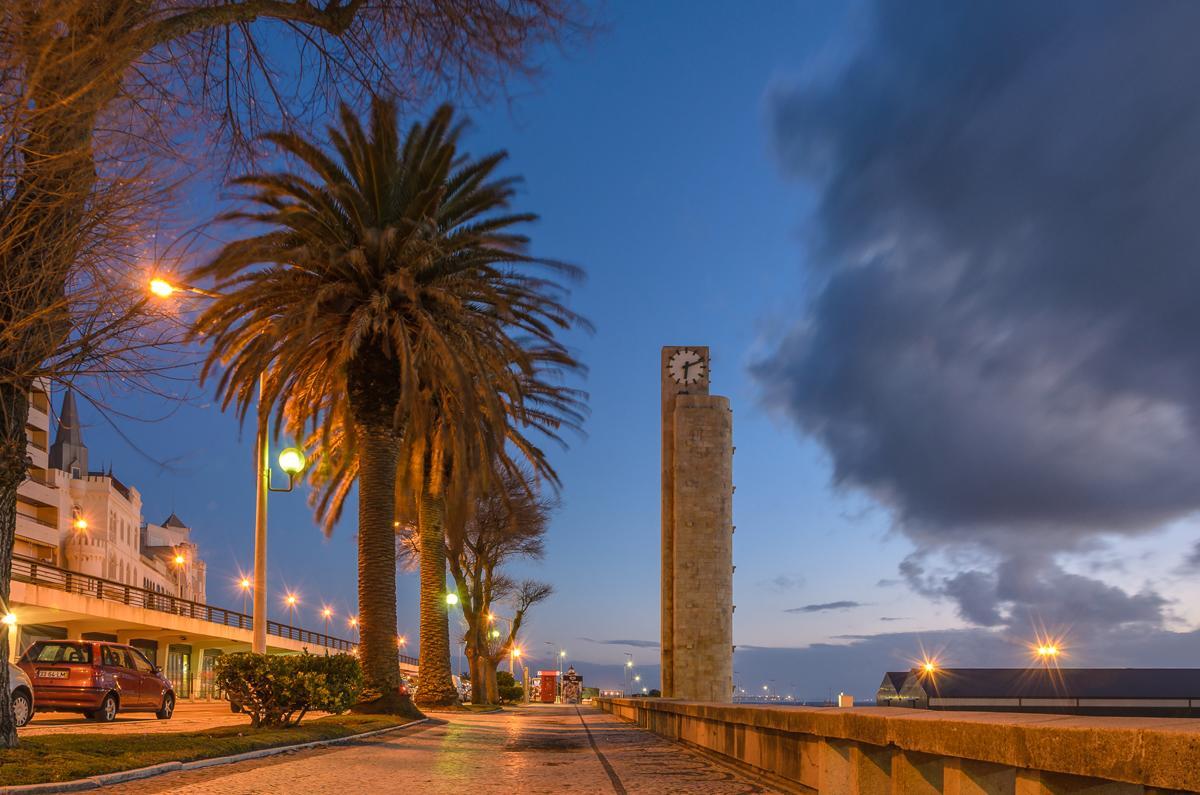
[597,697,1200,793]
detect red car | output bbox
[17,640,175,722]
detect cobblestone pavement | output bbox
[22,702,251,737]
[101,705,776,794]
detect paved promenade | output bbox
[22,702,245,737]
[102,704,772,794]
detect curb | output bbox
[1,718,428,794]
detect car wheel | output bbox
[12,690,32,728]
[156,693,175,720]
[94,694,118,722]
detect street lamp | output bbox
[625,655,634,696]
[148,276,308,654]
[348,616,359,641]
[511,646,522,674]
[445,592,459,606]
[239,577,251,615]
[322,606,333,636]
[285,593,298,626]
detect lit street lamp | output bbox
[285,593,298,626]
[149,277,308,654]
[322,606,333,636]
[239,577,251,615]
[349,616,359,641]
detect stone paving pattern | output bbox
[101,705,776,794]
[21,702,247,737]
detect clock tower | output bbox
[661,346,734,702]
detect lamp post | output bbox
[349,616,359,642]
[149,277,307,654]
[624,655,634,696]
[239,577,251,617]
[322,606,333,637]
[285,593,298,627]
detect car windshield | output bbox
[22,642,92,664]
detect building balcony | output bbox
[16,511,59,547]
[17,476,58,509]
[27,400,49,430]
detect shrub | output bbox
[214,652,364,727]
[496,670,524,703]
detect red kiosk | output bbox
[538,670,559,703]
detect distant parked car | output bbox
[17,641,175,722]
[9,663,34,728]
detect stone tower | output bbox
[661,346,733,702]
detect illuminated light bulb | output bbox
[149,278,175,297]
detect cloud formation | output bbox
[761,574,806,593]
[757,0,1200,634]
[785,600,863,614]
[578,637,660,649]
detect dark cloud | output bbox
[733,626,1200,702]
[1186,542,1200,570]
[757,0,1200,633]
[785,600,863,614]
[878,617,907,622]
[578,638,660,649]
[875,579,901,588]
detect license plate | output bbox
[37,669,69,679]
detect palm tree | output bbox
[192,98,585,713]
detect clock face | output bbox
[668,349,706,385]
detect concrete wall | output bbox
[598,698,1200,793]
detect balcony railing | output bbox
[15,511,57,529]
[12,555,357,653]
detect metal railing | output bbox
[13,555,357,653]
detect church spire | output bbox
[49,389,88,478]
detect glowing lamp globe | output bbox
[278,447,306,476]
[149,278,175,297]
[445,592,459,606]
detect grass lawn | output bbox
[0,713,411,786]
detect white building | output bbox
[10,382,371,699]
[16,383,207,603]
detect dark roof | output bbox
[53,390,83,447]
[878,672,908,694]
[162,512,188,529]
[914,668,1200,700]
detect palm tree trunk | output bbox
[0,381,28,748]
[354,421,405,711]
[415,487,459,707]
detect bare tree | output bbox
[412,465,555,705]
[0,0,585,747]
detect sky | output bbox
[68,0,1200,699]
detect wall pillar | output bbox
[819,739,891,795]
[892,750,944,794]
[944,758,1016,795]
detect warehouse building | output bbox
[876,667,1200,717]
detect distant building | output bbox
[878,667,1200,717]
[17,383,207,603]
[875,671,913,707]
